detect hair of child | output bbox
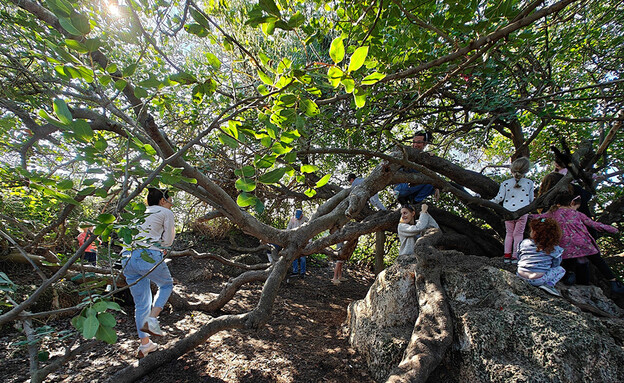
[147,187,169,206]
[529,217,562,254]
[510,157,531,188]
[548,191,575,212]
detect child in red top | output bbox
[76,223,99,265]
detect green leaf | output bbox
[300,164,318,173]
[258,70,273,86]
[106,64,118,74]
[218,133,239,149]
[348,46,369,73]
[259,0,281,17]
[71,315,85,331]
[134,87,148,99]
[71,12,91,35]
[99,75,112,86]
[123,64,137,77]
[57,179,74,190]
[271,142,292,155]
[237,192,259,207]
[205,52,221,69]
[95,324,117,344]
[354,87,367,108]
[258,167,286,184]
[185,23,209,37]
[53,98,72,124]
[341,77,355,93]
[304,188,317,197]
[97,213,116,224]
[234,166,255,177]
[71,119,94,142]
[114,79,127,91]
[83,313,99,339]
[106,301,122,311]
[140,250,155,263]
[361,72,386,85]
[315,174,331,188]
[64,39,88,53]
[59,17,83,36]
[287,11,305,29]
[97,312,116,327]
[329,37,345,64]
[300,99,319,117]
[93,300,108,313]
[38,351,50,362]
[190,8,210,29]
[327,67,343,88]
[169,72,197,85]
[235,178,257,192]
[255,154,277,168]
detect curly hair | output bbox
[529,218,561,254]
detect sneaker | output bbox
[137,340,158,358]
[511,258,518,265]
[140,317,164,337]
[331,279,341,285]
[610,280,624,294]
[538,284,562,297]
[503,253,512,264]
[562,272,576,286]
[339,277,347,282]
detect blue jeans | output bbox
[122,249,173,338]
[394,183,435,204]
[292,257,306,275]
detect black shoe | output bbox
[300,274,305,279]
[562,272,576,286]
[610,280,624,294]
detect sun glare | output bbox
[106,0,121,17]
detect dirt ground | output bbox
[1,251,377,383]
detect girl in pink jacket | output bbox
[531,191,623,294]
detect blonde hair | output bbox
[510,157,531,188]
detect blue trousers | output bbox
[122,249,173,338]
[292,256,306,275]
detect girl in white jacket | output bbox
[491,157,534,263]
[398,204,439,256]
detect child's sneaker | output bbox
[137,340,158,358]
[538,284,561,297]
[609,280,624,294]
[140,317,164,337]
[503,253,512,264]
[511,257,518,265]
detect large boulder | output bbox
[347,242,624,383]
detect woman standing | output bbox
[122,188,175,358]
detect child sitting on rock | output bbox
[516,218,565,296]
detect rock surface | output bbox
[347,245,624,383]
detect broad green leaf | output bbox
[354,87,367,108]
[83,313,99,339]
[327,67,343,88]
[106,301,122,311]
[258,70,273,85]
[59,17,82,36]
[169,72,197,85]
[271,142,292,155]
[300,99,319,117]
[53,98,72,124]
[300,164,318,173]
[114,79,127,91]
[237,192,259,207]
[64,39,88,53]
[329,37,345,64]
[99,75,112,86]
[57,179,73,190]
[234,166,255,177]
[71,12,91,35]
[342,77,355,93]
[315,174,331,188]
[348,46,369,73]
[71,315,85,331]
[97,312,116,327]
[255,154,277,168]
[190,8,210,29]
[106,64,117,74]
[235,178,257,192]
[258,167,286,184]
[97,213,116,224]
[304,188,317,197]
[185,23,209,37]
[361,72,386,85]
[140,250,155,263]
[134,87,148,99]
[71,119,94,142]
[205,52,221,69]
[261,20,276,35]
[259,0,281,17]
[123,64,137,77]
[93,301,108,313]
[287,11,305,29]
[95,324,117,344]
[218,133,239,149]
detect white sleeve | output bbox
[161,210,176,248]
[399,213,430,235]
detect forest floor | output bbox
[1,246,377,383]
